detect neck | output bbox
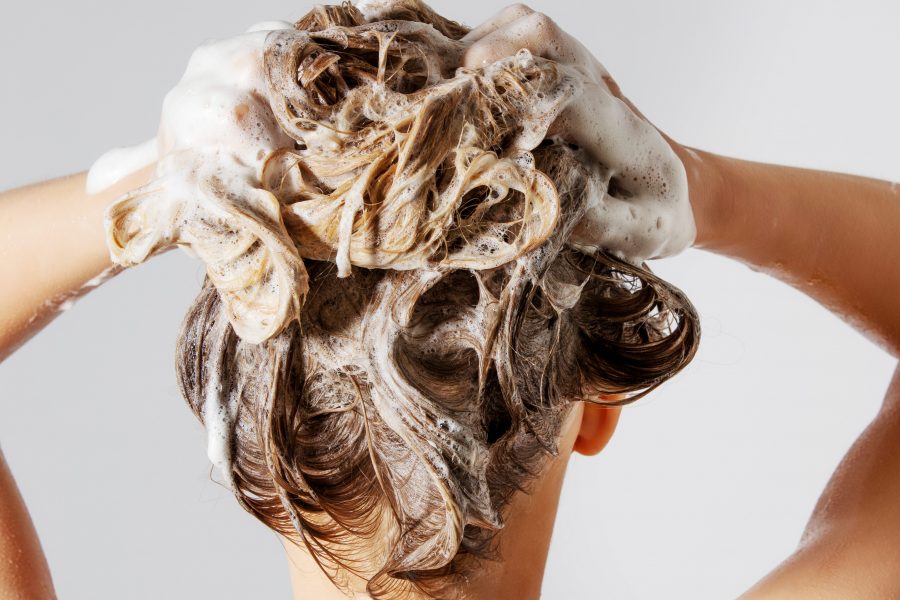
[283,405,582,600]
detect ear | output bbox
[573,399,622,457]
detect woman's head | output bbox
[166,1,699,597]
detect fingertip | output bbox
[461,3,535,44]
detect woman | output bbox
[2,1,899,598]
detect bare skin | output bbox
[2,3,900,599]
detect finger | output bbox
[571,192,659,261]
[572,180,694,262]
[461,3,534,44]
[463,11,562,69]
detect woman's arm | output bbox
[624,32,900,600]
[684,149,900,357]
[681,150,900,599]
[0,164,155,362]
[0,165,154,597]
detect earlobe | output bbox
[573,400,622,456]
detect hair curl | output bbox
[173,1,700,598]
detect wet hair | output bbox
[174,1,699,598]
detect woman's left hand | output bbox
[462,4,697,263]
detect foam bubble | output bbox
[245,20,294,33]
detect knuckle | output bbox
[503,3,534,18]
[527,11,558,34]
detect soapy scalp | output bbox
[161,1,699,597]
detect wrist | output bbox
[669,142,732,251]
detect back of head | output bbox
[170,1,699,597]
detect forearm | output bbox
[685,147,900,357]
[0,165,154,362]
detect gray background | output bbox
[2,1,899,598]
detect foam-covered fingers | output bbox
[461,3,534,44]
[572,183,695,262]
[463,11,562,69]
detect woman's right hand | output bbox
[90,22,312,344]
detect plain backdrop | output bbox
[1,1,898,598]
